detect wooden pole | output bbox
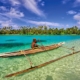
[39,40,52,56]
[21,50,33,67]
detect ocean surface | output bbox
[0,35,80,80]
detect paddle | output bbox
[38,39,52,56]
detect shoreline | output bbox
[0,34,79,36]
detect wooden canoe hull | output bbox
[0,42,65,57]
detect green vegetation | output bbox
[0,26,80,35]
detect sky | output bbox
[0,0,80,29]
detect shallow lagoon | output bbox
[0,35,80,80]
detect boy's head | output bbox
[33,39,37,43]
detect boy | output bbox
[31,39,39,49]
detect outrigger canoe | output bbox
[0,42,65,58]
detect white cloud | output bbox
[7,8,24,18]
[0,6,24,29]
[0,8,24,19]
[75,0,80,3]
[0,7,24,29]
[67,10,77,14]
[73,13,80,20]
[0,6,8,11]
[73,13,80,27]
[0,20,19,29]
[28,20,61,26]
[66,24,69,27]
[0,0,20,6]
[9,0,20,6]
[22,0,45,17]
[77,21,80,25]
[0,0,20,5]
[0,0,45,17]
[0,20,11,27]
[73,0,80,7]
[76,0,80,2]
[28,20,71,28]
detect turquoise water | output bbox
[0,35,80,53]
[0,35,80,80]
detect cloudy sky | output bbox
[0,0,80,29]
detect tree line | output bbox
[0,26,80,35]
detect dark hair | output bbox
[33,39,37,43]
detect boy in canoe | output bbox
[31,39,39,49]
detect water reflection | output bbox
[0,40,47,48]
[39,40,47,42]
[0,43,30,48]
[6,39,16,41]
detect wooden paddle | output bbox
[38,40,52,56]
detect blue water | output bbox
[0,35,80,53]
[0,35,80,80]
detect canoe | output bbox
[0,42,65,58]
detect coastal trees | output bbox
[59,28,65,35]
[65,26,78,34]
[0,25,80,35]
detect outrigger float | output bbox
[0,42,65,58]
[5,49,80,78]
